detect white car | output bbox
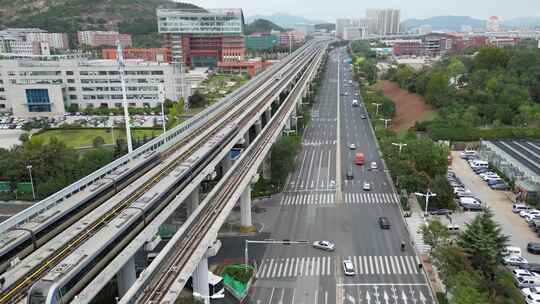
[363,182,371,191]
[342,260,355,276]
[312,240,336,251]
[349,143,356,150]
[520,210,540,218]
[503,256,528,266]
[370,162,378,170]
[526,214,540,223]
[526,293,540,304]
[514,268,534,280]
[521,287,540,298]
[479,172,498,179]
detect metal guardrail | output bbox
[0,44,312,234]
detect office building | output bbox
[392,39,424,56]
[102,48,171,63]
[157,8,245,68]
[245,34,278,50]
[0,59,184,116]
[343,27,368,41]
[25,32,69,49]
[366,9,401,35]
[77,31,132,48]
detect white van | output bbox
[352,100,359,107]
[517,276,540,288]
[470,160,488,168]
[513,204,531,213]
[503,246,522,257]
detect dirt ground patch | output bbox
[374,80,437,132]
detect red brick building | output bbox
[101,48,171,62]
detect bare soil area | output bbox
[374,80,437,132]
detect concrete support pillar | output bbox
[285,116,291,131]
[192,257,210,304]
[117,256,137,297]
[240,187,252,227]
[243,131,250,146]
[254,119,262,135]
[187,185,200,215]
[221,152,232,174]
[262,154,271,180]
[264,108,271,125]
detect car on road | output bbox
[503,255,528,266]
[362,182,371,191]
[378,217,391,229]
[370,162,378,170]
[349,143,356,150]
[312,240,335,251]
[342,260,355,276]
[346,169,354,180]
[513,204,531,213]
[429,209,453,216]
[504,246,523,257]
[528,243,540,254]
[522,210,540,218]
[360,114,367,119]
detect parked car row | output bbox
[463,151,510,190]
[448,169,484,211]
[504,243,540,302]
[512,204,540,239]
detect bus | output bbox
[355,152,364,165]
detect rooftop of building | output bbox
[489,140,540,178]
[157,8,243,17]
[0,58,172,68]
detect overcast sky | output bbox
[186,0,540,21]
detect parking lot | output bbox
[450,151,540,264]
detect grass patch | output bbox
[31,128,163,148]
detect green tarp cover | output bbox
[221,264,254,298]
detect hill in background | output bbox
[246,13,325,28]
[401,16,485,31]
[245,19,284,35]
[0,0,201,47]
[315,23,335,32]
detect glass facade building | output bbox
[25,88,51,112]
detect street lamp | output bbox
[379,118,392,129]
[26,165,36,200]
[372,103,382,115]
[415,190,437,219]
[391,142,407,155]
[116,40,133,153]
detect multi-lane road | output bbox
[247,47,435,304]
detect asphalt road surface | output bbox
[247,47,434,304]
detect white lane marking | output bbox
[277,259,283,277]
[299,257,305,276]
[268,288,275,304]
[374,256,380,274]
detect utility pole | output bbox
[26,165,36,200]
[415,190,437,219]
[117,41,133,153]
[159,84,166,134]
[180,63,188,112]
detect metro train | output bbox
[27,124,238,304]
[0,151,160,274]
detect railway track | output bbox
[0,42,317,304]
[137,42,327,303]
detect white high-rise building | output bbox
[366,9,401,35]
[487,16,500,32]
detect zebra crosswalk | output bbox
[344,192,399,204]
[280,192,399,206]
[255,255,421,279]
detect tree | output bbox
[450,271,490,304]
[19,133,30,142]
[421,219,451,250]
[431,174,455,209]
[270,135,300,188]
[92,136,106,148]
[188,91,207,108]
[473,48,509,71]
[447,57,466,78]
[457,209,509,285]
[425,71,450,107]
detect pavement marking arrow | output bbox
[401,291,408,304]
[419,291,427,304]
[383,291,390,304]
[366,291,372,304]
[347,294,356,304]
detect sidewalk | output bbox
[404,194,445,295]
